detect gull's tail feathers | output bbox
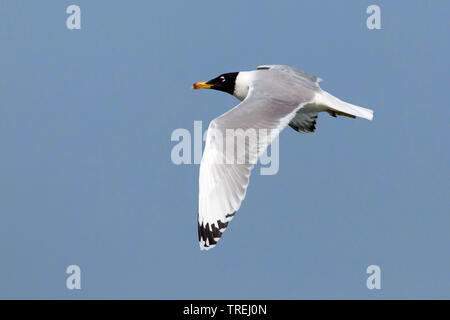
[314,90,374,121]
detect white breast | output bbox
[233,71,253,101]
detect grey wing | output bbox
[256,65,325,134]
[198,84,315,250]
[288,111,318,133]
[257,64,322,90]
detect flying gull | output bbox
[192,65,373,250]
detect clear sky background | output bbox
[0,1,448,299]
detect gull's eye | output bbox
[220,76,225,82]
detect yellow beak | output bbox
[192,81,213,90]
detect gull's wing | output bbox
[288,111,319,133]
[257,65,322,88]
[198,69,318,250]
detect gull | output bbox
[192,65,373,250]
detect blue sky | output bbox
[0,1,448,299]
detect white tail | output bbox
[315,91,374,121]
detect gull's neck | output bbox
[233,71,252,101]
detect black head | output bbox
[192,72,238,95]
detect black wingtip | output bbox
[198,212,236,251]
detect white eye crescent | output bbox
[220,76,225,82]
